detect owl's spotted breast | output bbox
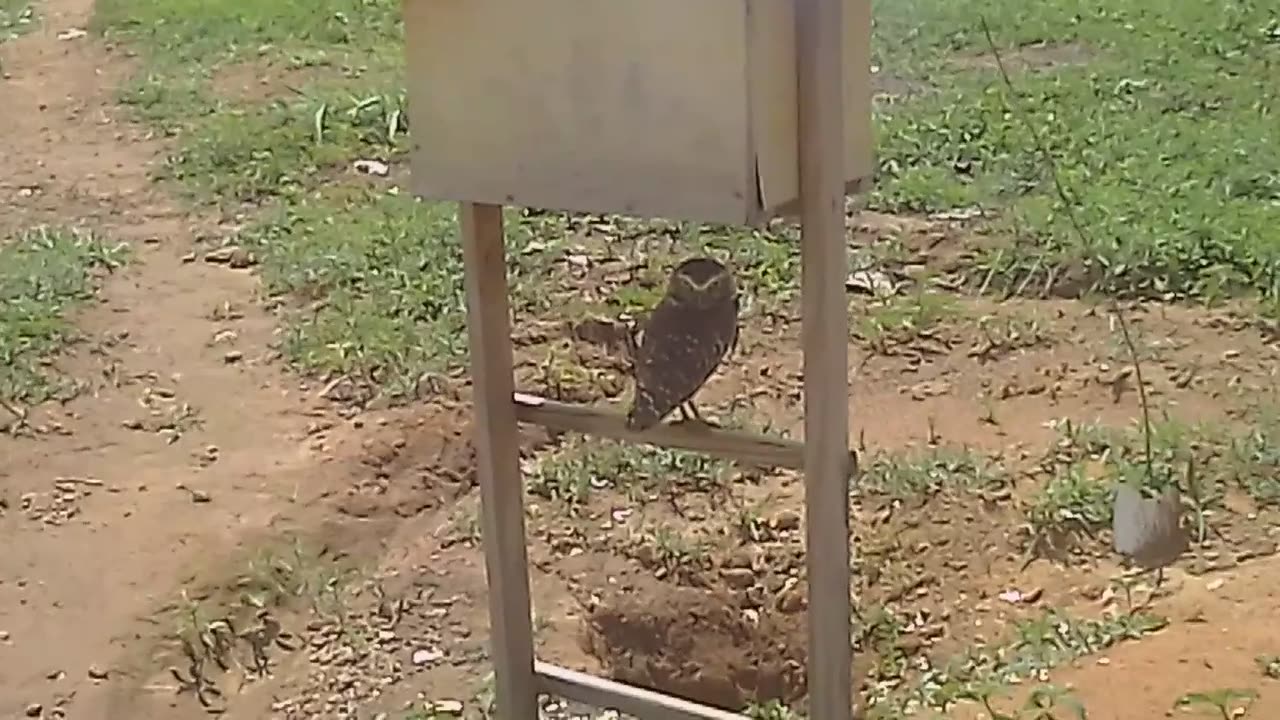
[626,257,740,431]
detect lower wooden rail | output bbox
[512,393,856,475]
[534,662,747,720]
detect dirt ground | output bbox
[2,1,1279,719]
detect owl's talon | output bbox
[672,403,720,430]
[677,402,709,426]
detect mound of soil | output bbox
[337,403,555,518]
[580,577,809,710]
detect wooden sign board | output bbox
[403,0,872,225]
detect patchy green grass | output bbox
[240,190,562,401]
[855,290,957,350]
[92,0,402,68]
[92,0,815,397]
[527,435,733,507]
[1174,688,1259,719]
[161,534,362,713]
[865,608,1165,716]
[858,446,1008,499]
[1023,415,1280,559]
[1258,654,1280,680]
[161,90,406,205]
[958,685,1088,720]
[0,227,128,407]
[745,700,802,720]
[0,0,35,43]
[96,0,1280,400]
[91,0,403,118]
[92,0,408,204]
[872,0,1280,307]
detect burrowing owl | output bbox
[626,257,739,431]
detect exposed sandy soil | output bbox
[2,2,1279,720]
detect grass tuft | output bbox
[872,0,1280,307]
[869,608,1165,714]
[859,446,1007,499]
[0,0,34,43]
[528,436,732,506]
[242,192,559,401]
[0,227,129,405]
[162,89,407,205]
[99,0,1280,400]
[91,0,403,72]
[1024,415,1280,558]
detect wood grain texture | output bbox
[405,0,750,222]
[796,0,856,716]
[402,0,872,224]
[750,0,872,215]
[535,661,748,720]
[513,394,858,474]
[459,203,537,720]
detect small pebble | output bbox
[429,699,464,714]
[771,509,802,531]
[412,648,443,665]
[719,568,755,589]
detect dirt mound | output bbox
[334,402,556,519]
[580,578,809,711]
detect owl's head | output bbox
[668,257,735,308]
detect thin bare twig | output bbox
[977,248,1003,296]
[978,17,1155,482]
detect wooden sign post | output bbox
[795,0,854,716]
[406,0,870,716]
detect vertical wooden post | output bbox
[459,202,539,720]
[796,0,854,718]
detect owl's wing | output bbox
[636,302,726,386]
[625,317,643,365]
[632,301,674,380]
[635,310,695,368]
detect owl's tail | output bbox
[626,389,662,431]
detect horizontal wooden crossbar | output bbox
[534,662,747,720]
[512,393,856,474]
